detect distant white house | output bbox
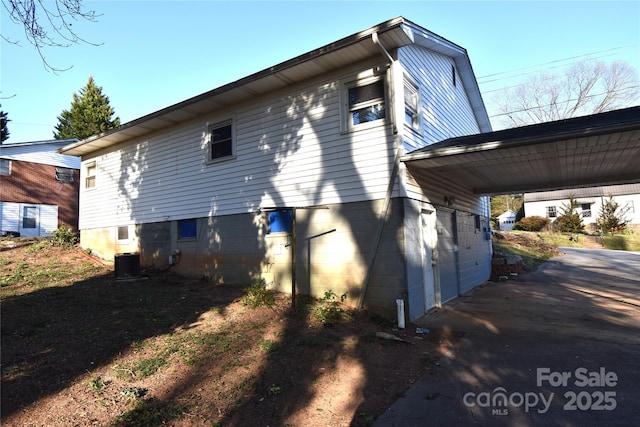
[497,210,517,231]
[523,184,640,233]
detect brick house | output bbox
[0,139,80,237]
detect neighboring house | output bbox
[1,139,80,237]
[497,210,517,231]
[524,184,640,233]
[61,17,494,320]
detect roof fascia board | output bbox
[2,139,77,148]
[60,17,410,156]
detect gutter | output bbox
[357,33,403,310]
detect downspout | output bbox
[357,33,404,310]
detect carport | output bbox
[402,106,640,196]
[401,106,640,307]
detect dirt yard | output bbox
[1,239,462,426]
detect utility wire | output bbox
[488,85,640,118]
[477,44,639,84]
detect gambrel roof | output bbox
[60,17,490,157]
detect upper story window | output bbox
[55,167,74,183]
[404,78,420,131]
[347,79,386,127]
[0,159,11,175]
[85,162,96,188]
[209,121,234,162]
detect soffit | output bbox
[402,107,640,195]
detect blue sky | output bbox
[2,1,639,143]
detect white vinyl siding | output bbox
[39,205,58,235]
[78,70,397,230]
[398,45,485,208]
[398,44,481,152]
[0,202,57,237]
[0,202,19,234]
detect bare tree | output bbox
[1,0,100,72]
[492,60,640,128]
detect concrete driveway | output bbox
[374,248,640,426]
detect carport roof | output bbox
[402,106,640,195]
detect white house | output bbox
[497,210,517,231]
[61,17,495,320]
[524,184,640,233]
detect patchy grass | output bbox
[492,231,561,272]
[602,234,640,251]
[1,238,462,427]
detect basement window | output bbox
[117,226,129,241]
[178,219,197,240]
[268,210,293,234]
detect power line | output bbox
[488,85,640,119]
[477,45,640,86]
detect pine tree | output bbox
[0,105,9,143]
[54,76,120,140]
[554,196,584,233]
[597,196,629,235]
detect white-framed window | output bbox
[343,76,386,131]
[0,159,11,175]
[581,203,592,218]
[624,200,635,213]
[546,206,557,218]
[55,167,74,183]
[85,162,96,188]
[23,206,37,229]
[117,226,129,241]
[403,77,420,131]
[208,120,235,162]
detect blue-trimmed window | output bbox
[269,210,293,234]
[179,219,197,239]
